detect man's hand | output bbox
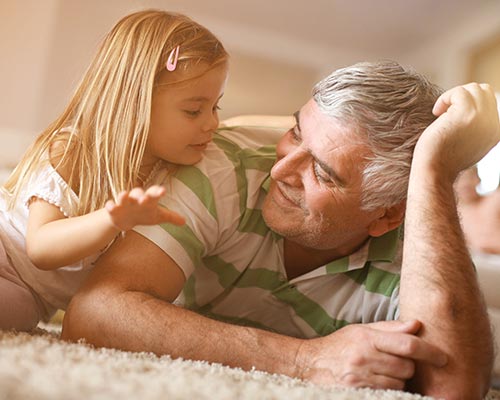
[414,83,500,181]
[296,320,447,390]
[105,185,185,231]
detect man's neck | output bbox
[283,236,370,280]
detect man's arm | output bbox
[400,83,500,398]
[61,231,305,373]
[62,231,446,389]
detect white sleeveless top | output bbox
[0,163,102,317]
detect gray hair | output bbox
[313,60,443,211]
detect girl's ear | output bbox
[367,200,406,237]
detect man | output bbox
[62,61,499,398]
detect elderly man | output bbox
[62,61,499,398]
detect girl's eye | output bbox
[184,110,201,117]
[213,105,221,112]
[313,162,331,184]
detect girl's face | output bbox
[144,62,228,170]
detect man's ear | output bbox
[367,200,406,237]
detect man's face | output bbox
[262,99,384,251]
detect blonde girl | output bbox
[0,10,229,331]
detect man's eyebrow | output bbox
[313,155,345,186]
[293,111,301,133]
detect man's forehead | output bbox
[295,101,371,184]
[296,101,366,147]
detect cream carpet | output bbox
[0,326,499,400]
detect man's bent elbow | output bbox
[410,344,494,400]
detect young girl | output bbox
[0,10,229,331]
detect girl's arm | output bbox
[25,185,185,271]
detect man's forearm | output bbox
[62,286,303,378]
[400,162,493,398]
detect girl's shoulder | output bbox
[21,133,80,217]
[47,131,74,184]
[23,162,79,217]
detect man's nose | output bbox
[271,145,308,187]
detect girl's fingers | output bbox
[146,185,166,197]
[129,187,145,200]
[141,186,166,205]
[105,200,116,212]
[116,191,129,205]
[159,208,185,226]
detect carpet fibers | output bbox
[0,326,499,400]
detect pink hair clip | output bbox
[166,45,180,71]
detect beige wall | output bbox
[0,0,58,133]
[0,0,321,166]
[468,34,500,90]
[402,1,500,90]
[0,0,320,136]
[222,51,317,119]
[1,1,499,168]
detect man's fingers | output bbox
[433,82,496,117]
[374,330,448,367]
[369,353,415,381]
[369,375,406,391]
[432,85,474,117]
[368,319,421,334]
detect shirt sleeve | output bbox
[22,164,79,217]
[133,127,279,281]
[133,161,223,280]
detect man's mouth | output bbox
[274,182,299,207]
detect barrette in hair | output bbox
[166,45,180,71]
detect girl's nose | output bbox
[203,111,219,133]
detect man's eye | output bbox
[291,125,301,142]
[313,162,331,183]
[184,110,201,117]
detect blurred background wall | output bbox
[0,0,499,168]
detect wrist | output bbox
[103,208,125,233]
[292,338,310,381]
[411,145,458,187]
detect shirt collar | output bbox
[323,225,402,276]
[289,226,402,283]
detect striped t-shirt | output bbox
[135,126,402,339]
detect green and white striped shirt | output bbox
[135,126,402,339]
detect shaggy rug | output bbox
[0,326,499,400]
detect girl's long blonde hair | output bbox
[3,10,228,215]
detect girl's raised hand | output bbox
[105,185,185,231]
